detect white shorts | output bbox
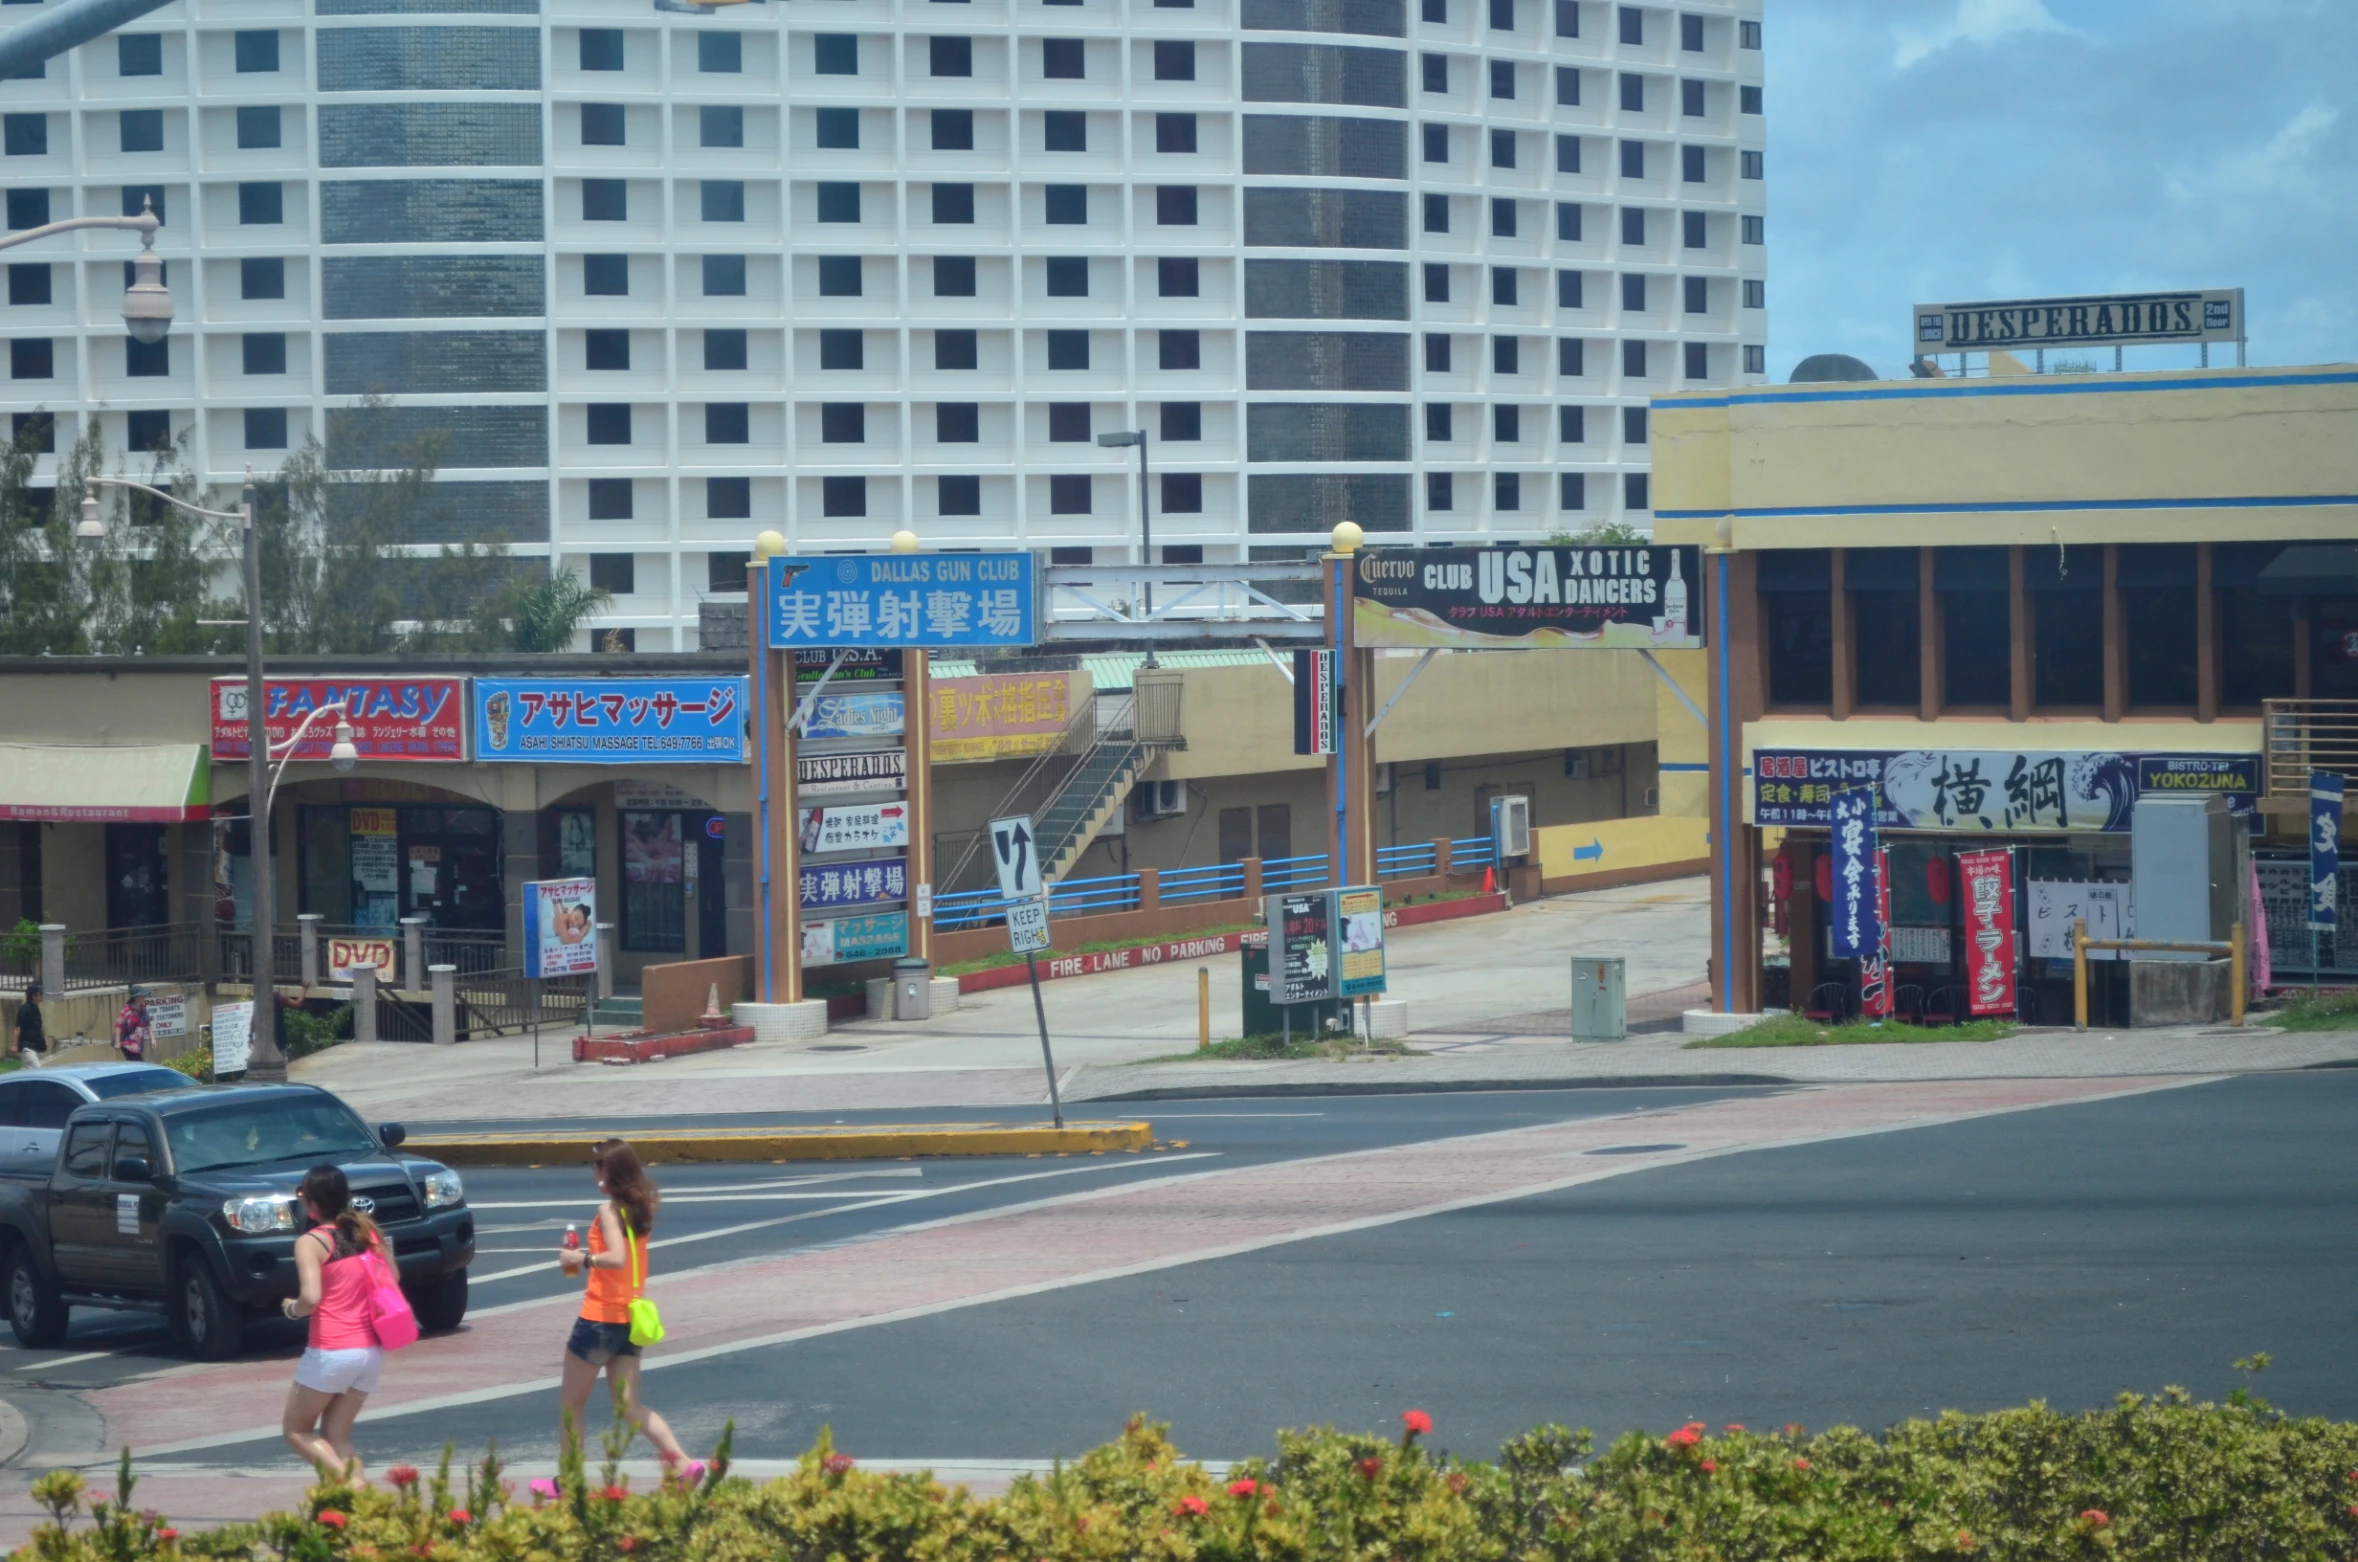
[295,1345,383,1395]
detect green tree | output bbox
[470,573,611,653]
[1546,521,1652,546]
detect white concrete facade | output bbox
[0,0,1766,645]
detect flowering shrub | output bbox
[20,1384,2358,1562]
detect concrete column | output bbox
[38,924,63,997]
[1240,856,1263,905]
[298,913,322,988]
[352,964,377,1044]
[401,917,427,995]
[595,922,616,1001]
[1434,837,1454,879]
[1137,866,1160,912]
[430,964,456,1046]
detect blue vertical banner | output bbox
[1828,785,1883,960]
[2310,771,2343,932]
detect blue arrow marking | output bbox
[1572,838,1605,863]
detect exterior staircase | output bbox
[1033,737,1146,883]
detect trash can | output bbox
[892,957,933,1021]
[1571,955,1626,1041]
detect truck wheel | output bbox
[6,1249,67,1349]
[405,1270,468,1333]
[174,1257,245,1361]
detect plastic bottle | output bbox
[563,1224,580,1251]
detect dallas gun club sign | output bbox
[1913,289,2242,352]
[1353,544,1702,651]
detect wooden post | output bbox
[2101,544,2125,721]
[2195,542,2218,723]
[2230,918,2246,1027]
[1137,866,1161,912]
[2007,545,2030,722]
[906,647,933,965]
[1917,546,1942,722]
[750,560,802,1005]
[2072,917,2088,1030]
[1706,549,1766,1014]
[1829,548,1853,720]
[1197,965,1210,1049]
[1786,841,1818,1005]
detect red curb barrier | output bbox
[573,1025,756,1064]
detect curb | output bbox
[1072,1074,1796,1102]
[406,1120,1155,1166]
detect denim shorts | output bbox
[567,1317,639,1364]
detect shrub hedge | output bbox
[22,1379,2358,1562]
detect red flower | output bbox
[1357,1458,1382,1480]
[2347,1504,2358,1519]
[600,1486,629,1503]
[1792,1459,1811,1471]
[2080,1510,2109,1528]
[1227,1479,1259,1499]
[388,1467,419,1490]
[1666,1427,1701,1449]
[1957,1531,1977,1551]
[1445,1472,1469,1495]
[1724,1423,1746,1432]
[1401,1410,1433,1436]
[318,1511,348,1530]
[618,1539,637,1553]
[1174,1496,1209,1518]
[445,1511,469,1527]
[823,1454,856,1476]
[156,1531,178,1543]
[1700,1461,1717,1474]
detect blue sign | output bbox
[766,553,1036,649]
[798,855,908,911]
[2310,771,2343,932]
[475,678,747,764]
[801,911,908,967]
[803,691,904,741]
[1828,786,1883,960]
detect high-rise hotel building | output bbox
[0,0,1765,647]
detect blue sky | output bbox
[1765,0,2358,379]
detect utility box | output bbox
[892,958,932,1021]
[1571,956,1626,1041]
[1240,933,1341,1039]
[2131,795,2241,961]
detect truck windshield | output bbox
[164,1100,379,1174]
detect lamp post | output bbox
[79,471,299,1079]
[0,196,169,340]
[1095,429,1154,667]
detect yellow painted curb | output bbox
[407,1120,1155,1167]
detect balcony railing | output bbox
[2263,699,2358,811]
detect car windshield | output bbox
[83,1069,198,1100]
[164,1099,378,1174]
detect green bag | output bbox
[621,1213,665,1347]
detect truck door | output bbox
[103,1120,166,1289]
[49,1119,116,1288]
[15,1082,85,1172]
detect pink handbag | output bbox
[365,1249,420,1349]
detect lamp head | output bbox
[329,720,359,774]
[1096,431,1144,448]
[751,529,788,561]
[75,485,104,546]
[1331,521,1365,555]
[889,529,921,554]
[120,243,171,346]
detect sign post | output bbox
[993,815,1062,1126]
[2311,771,2343,993]
[524,877,598,1068]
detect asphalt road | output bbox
[19,1073,2358,1473]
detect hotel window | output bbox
[1848,548,1921,708]
[2027,543,2103,708]
[1938,547,2012,708]
[2121,543,2199,708]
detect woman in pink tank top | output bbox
[280,1165,388,1483]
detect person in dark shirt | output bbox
[13,982,45,1068]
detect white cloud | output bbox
[1893,0,2077,69]
[2165,100,2344,207]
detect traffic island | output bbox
[405,1119,1156,1166]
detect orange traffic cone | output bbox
[1482,864,1495,895]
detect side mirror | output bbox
[113,1156,152,1183]
[378,1122,406,1149]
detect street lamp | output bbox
[0,195,170,341]
[265,702,358,815]
[1095,429,1155,666]
[80,469,288,1080]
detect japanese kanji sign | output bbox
[212,677,467,762]
[799,801,910,854]
[474,678,747,764]
[1828,788,1883,962]
[929,671,1086,762]
[767,553,1036,649]
[2311,771,2343,933]
[1751,748,2258,834]
[798,855,908,911]
[801,911,909,966]
[1955,849,2017,1017]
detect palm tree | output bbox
[475,572,610,652]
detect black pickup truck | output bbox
[0,1083,475,1359]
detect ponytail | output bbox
[592,1138,660,1237]
[299,1164,383,1258]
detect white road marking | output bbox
[1139,1112,1326,1119]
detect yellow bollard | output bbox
[1198,966,1211,1049]
[2230,919,2246,1027]
[2073,917,2088,1031]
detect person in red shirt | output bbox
[114,990,152,1062]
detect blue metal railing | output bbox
[1160,861,1247,905]
[1260,853,1331,892]
[931,871,1145,932]
[1375,841,1438,880]
[1450,834,1496,869]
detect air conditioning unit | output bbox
[1135,779,1186,820]
[1564,750,1591,780]
[1491,795,1532,860]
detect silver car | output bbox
[0,1064,199,1174]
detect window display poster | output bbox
[211,1000,253,1075]
[1956,848,2017,1016]
[557,810,597,877]
[1335,886,1387,997]
[349,808,400,928]
[524,877,599,978]
[1268,891,1335,1005]
[623,812,685,886]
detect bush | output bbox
[20,1380,2358,1562]
[280,1001,350,1060]
[164,1045,212,1083]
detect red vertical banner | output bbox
[1957,848,2018,1016]
[1860,847,1894,1018]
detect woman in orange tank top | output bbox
[556,1138,697,1481]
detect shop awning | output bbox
[0,744,209,823]
[2256,544,2358,596]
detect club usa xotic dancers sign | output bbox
[1353,545,1703,650]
